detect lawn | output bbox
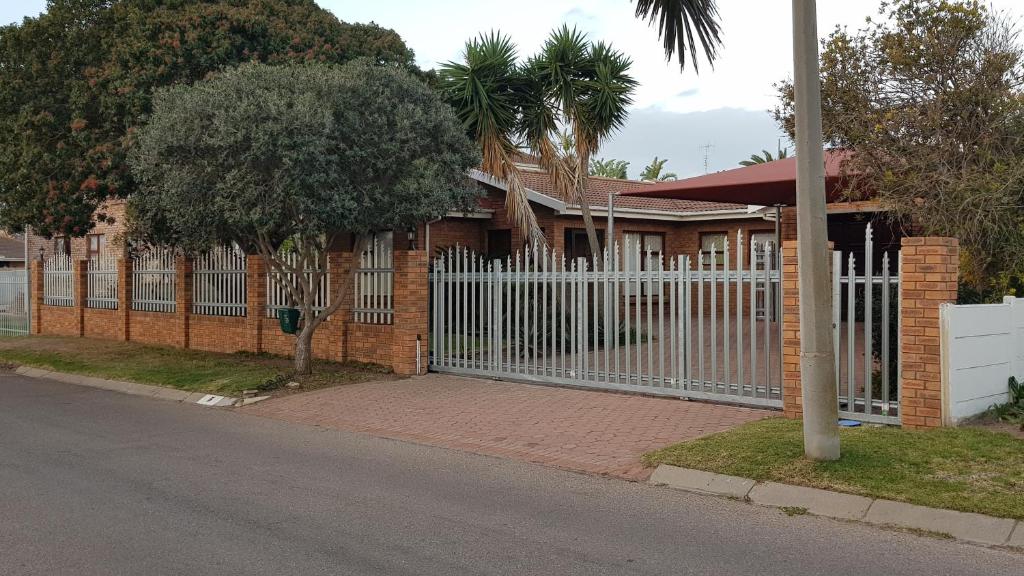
[0,336,394,397]
[643,418,1024,520]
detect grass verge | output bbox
[0,335,394,397]
[643,418,1024,520]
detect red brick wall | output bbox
[189,315,251,354]
[899,237,959,429]
[39,305,79,336]
[130,311,181,348]
[781,242,802,419]
[346,323,395,365]
[83,308,118,340]
[260,316,344,362]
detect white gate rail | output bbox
[429,233,784,408]
[0,269,28,335]
[132,248,176,313]
[43,254,74,307]
[354,238,393,324]
[831,224,901,425]
[86,254,118,310]
[193,245,247,317]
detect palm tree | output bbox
[739,146,789,167]
[640,156,677,181]
[634,0,722,70]
[589,158,629,179]
[440,28,636,255]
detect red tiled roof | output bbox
[516,169,747,214]
[0,235,24,261]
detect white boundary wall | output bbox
[939,297,1020,424]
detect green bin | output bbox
[278,308,300,335]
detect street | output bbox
[0,372,1019,576]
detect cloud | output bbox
[597,107,789,179]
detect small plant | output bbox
[992,377,1024,428]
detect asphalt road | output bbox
[1,372,1020,576]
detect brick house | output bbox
[0,234,26,268]
[25,200,128,262]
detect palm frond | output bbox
[634,0,722,72]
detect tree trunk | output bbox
[579,198,601,262]
[294,323,315,375]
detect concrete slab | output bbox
[1007,522,1024,549]
[650,465,755,499]
[864,500,1016,546]
[748,482,872,520]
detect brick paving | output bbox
[245,374,771,480]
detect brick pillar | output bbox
[116,258,132,341]
[324,251,347,362]
[246,255,265,353]
[339,252,355,362]
[175,255,192,349]
[391,250,429,376]
[30,260,43,334]
[74,259,87,337]
[781,242,803,418]
[899,237,959,429]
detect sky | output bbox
[3,0,1022,178]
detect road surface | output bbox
[0,372,1018,575]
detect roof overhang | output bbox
[468,169,566,212]
[621,151,857,207]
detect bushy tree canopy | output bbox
[589,158,630,179]
[0,0,416,237]
[774,0,1024,289]
[129,61,479,373]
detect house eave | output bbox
[468,169,567,212]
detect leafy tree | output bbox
[440,27,636,256]
[0,0,415,238]
[773,0,1024,290]
[590,158,630,179]
[639,156,677,181]
[739,147,789,167]
[128,62,479,374]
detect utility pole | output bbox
[792,0,840,460]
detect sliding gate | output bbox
[0,268,29,336]
[429,233,784,409]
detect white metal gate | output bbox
[429,233,784,408]
[0,269,29,336]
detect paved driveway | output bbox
[247,374,770,480]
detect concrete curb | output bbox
[650,464,1023,548]
[13,366,238,407]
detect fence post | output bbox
[325,250,346,362]
[246,254,265,353]
[30,260,43,335]
[175,255,192,349]
[391,250,429,375]
[899,237,959,429]
[781,242,803,419]
[338,251,355,362]
[74,259,87,337]
[117,258,132,341]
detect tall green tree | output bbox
[129,62,478,374]
[774,0,1024,290]
[590,158,630,179]
[0,0,415,238]
[639,156,677,181]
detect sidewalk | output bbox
[245,373,770,479]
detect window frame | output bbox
[699,231,729,267]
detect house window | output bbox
[564,228,604,262]
[700,232,728,267]
[623,232,665,296]
[53,236,71,256]
[86,234,106,260]
[487,229,512,261]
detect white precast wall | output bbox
[940,297,1021,424]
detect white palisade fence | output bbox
[831,223,901,425]
[354,238,393,324]
[86,254,118,309]
[266,251,330,317]
[429,233,784,408]
[0,269,29,335]
[193,244,247,317]
[43,253,74,307]
[132,248,176,313]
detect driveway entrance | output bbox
[246,373,770,479]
